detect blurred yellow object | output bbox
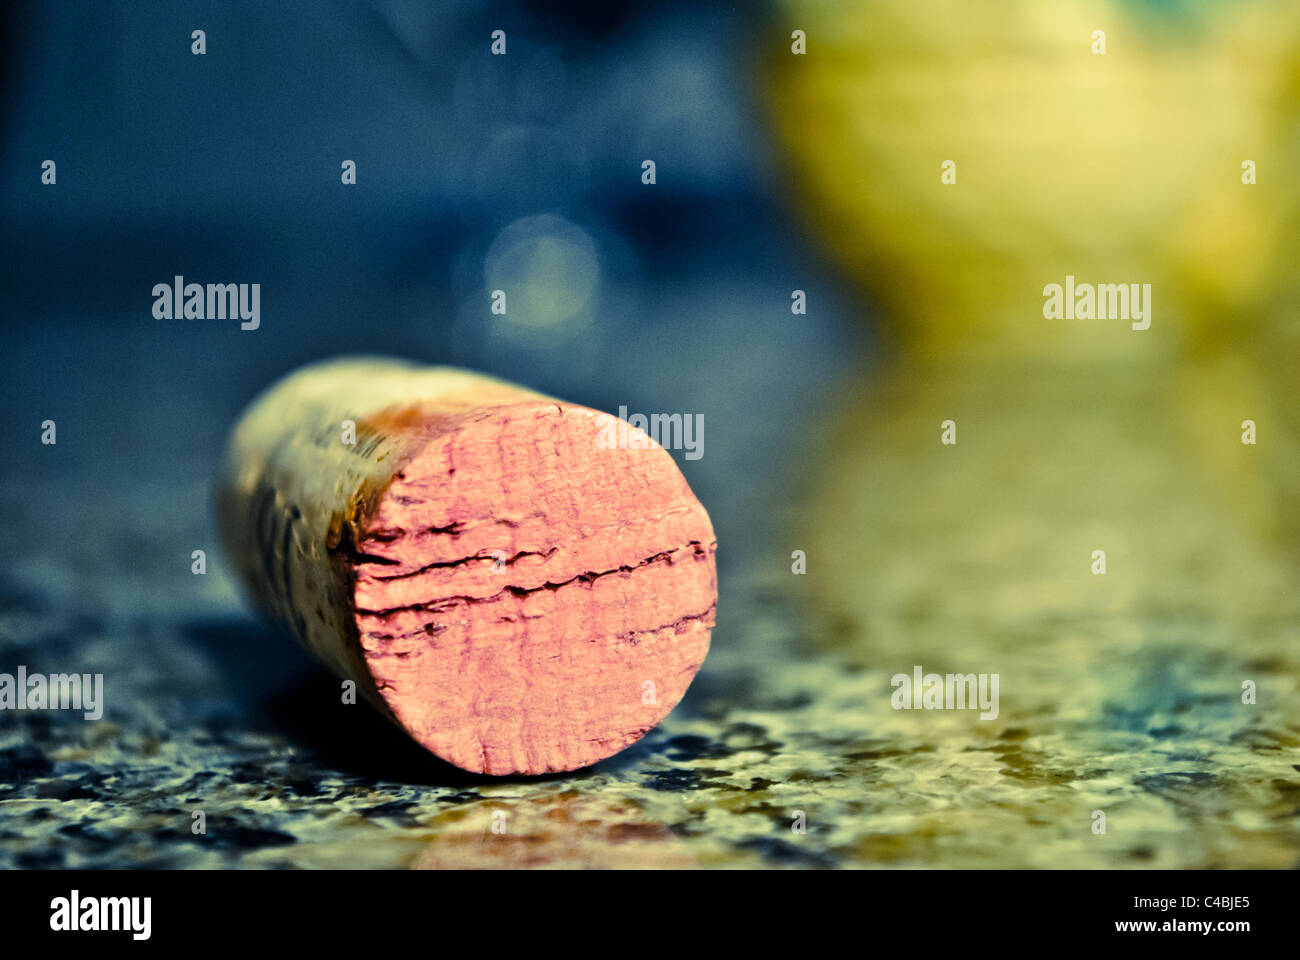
[768,0,1300,362]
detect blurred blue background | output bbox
[0,0,860,595]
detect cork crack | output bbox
[363,505,700,546]
[368,547,559,581]
[614,602,717,645]
[355,542,712,617]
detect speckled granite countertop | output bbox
[2,389,1299,869]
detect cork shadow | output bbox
[182,615,512,788]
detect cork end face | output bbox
[350,401,717,775]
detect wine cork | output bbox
[216,357,717,775]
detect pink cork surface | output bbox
[351,401,717,775]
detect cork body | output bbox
[216,357,717,774]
